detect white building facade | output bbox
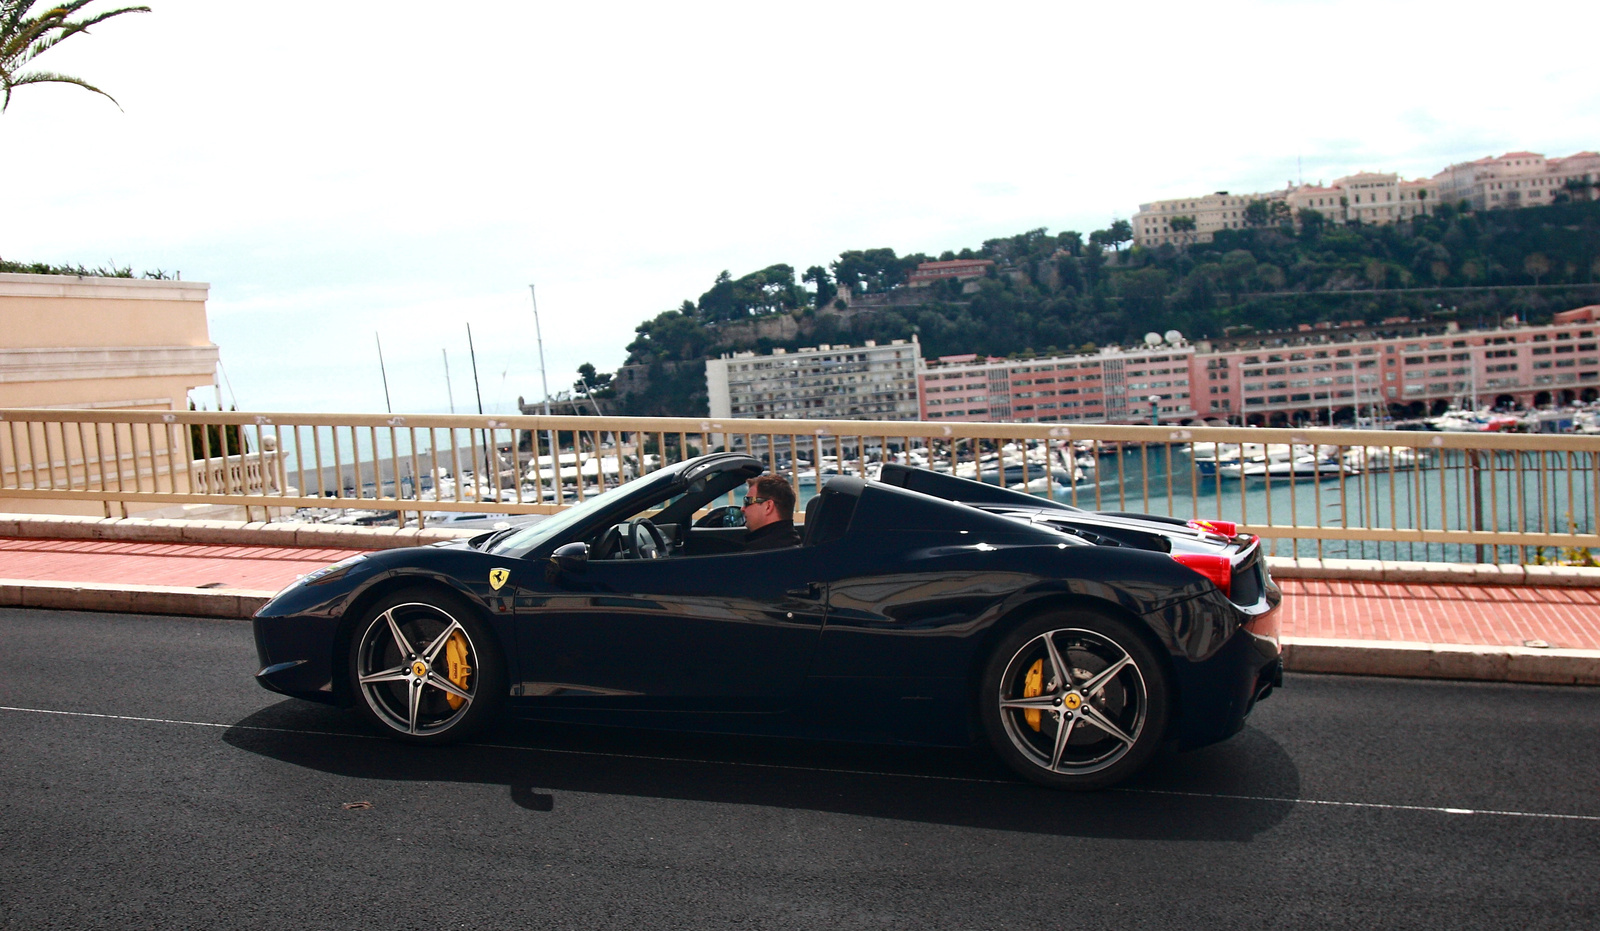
[705,339,922,421]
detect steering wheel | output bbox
[626,518,667,559]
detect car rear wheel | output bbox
[349,588,505,744]
[980,611,1169,790]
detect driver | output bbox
[741,473,801,551]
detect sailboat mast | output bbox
[530,284,551,416]
[442,349,456,414]
[375,333,393,414]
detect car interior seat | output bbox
[801,483,857,546]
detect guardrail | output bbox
[3,408,1598,564]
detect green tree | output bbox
[1524,252,1550,286]
[188,402,245,460]
[1169,215,1196,246]
[575,362,613,392]
[1243,199,1272,227]
[695,264,803,321]
[831,248,905,294]
[1,0,149,111]
[1107,219,1133,252]
[802,265,836,307]
[1058,231,1083,256]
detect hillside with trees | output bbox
[606,200,1600,416]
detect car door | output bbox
[513,545,836,714]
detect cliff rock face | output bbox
[714,311,803,345]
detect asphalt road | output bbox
[1,607,1596,931]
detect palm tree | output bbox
[1,1,149,112]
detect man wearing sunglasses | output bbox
[741,473,801,551]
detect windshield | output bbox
[485,469,680,557]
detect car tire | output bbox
[979,610,1169,790]
[348,587,506,744]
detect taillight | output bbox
[1187,519,1238,537]
[1172,553,1232,597]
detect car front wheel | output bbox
[980,611,1169,790]
[348,588,506,743]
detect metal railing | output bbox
[3,408,1599,564]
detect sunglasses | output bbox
[741,495,771,507]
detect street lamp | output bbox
[1149,395,1161,425]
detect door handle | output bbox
[786,582,824,600]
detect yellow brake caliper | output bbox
[445,631,472,710]
[1023,659,1044,732]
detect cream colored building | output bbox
[1,273,218,411]
[1286,172,1436,225]
[1134,171,1436,248]
[1,273,221,516]
[1132,191,1276,248]
[1432,151,1600,211]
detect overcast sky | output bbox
[5,0,1597,413]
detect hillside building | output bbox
[1133,171,1437,249]
[907,259,995,287]
[1432,151,1600,212]
[706,339,922,421]
[1131,147,1600,249]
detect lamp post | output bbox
[1149,395,1161,425]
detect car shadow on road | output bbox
[223,699,1300,842]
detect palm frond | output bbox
[0,0,146,111]
[57,5,150,36]
[8,67,119,108]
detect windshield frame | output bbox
[485,468,682,558]
[482,453,765,559]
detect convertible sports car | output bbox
[253,452,1282,790]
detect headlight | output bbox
[299,553,367,585]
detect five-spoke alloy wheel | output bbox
[980,612,1169,790]
[349,589,505,743]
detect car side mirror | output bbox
[551,541,589,574]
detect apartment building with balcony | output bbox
[1198,309,1600,424]
[918,342,1198,425]
[915,307,1600,428]
[705,339,922,421]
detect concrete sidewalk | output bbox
[2,515,1598,685]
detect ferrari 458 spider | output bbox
[253,452,1281,789]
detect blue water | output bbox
[1032,446,1596,564]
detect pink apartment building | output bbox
[919,344,1199,424]
[1207,308,1600,424]
[917,306,1600,426]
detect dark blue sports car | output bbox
[253,452,1282,789]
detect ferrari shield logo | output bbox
[488,568,510,591]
